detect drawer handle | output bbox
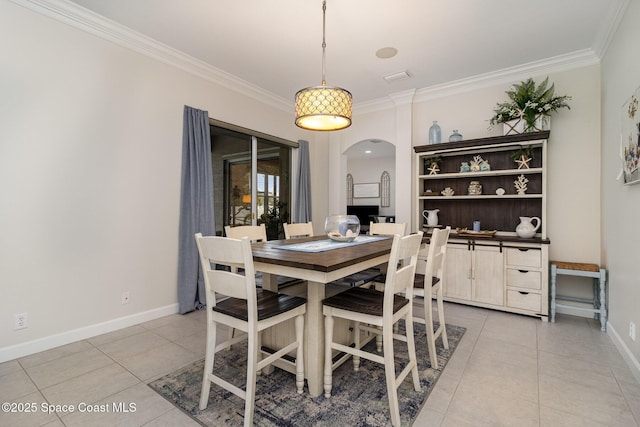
[518,248,529,252]
[518,291,530,295]
[518,270,529,273]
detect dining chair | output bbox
[369,221,407,237]
[195,233,306,426]
[411,226,451,369]
[329,222,407,289]
[283,222,314,239]
[322,231,424,427]
[224,224,267,242]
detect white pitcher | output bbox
[515,216,540,238]
[422,209,439,226]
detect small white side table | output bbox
[550,261,607,331]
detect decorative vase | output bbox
[502,115,551,135]
[515,216,541,238]
[468,181,482,195]
[449,130,462,142]
[428,121,441,144]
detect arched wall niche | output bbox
[343,138,396,217]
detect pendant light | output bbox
[294,1,352,131]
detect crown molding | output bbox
[593,0,630,59]
[9,0,292,112]
[411,49,600,104]
[354,49,601,116]
[12,0,617,117]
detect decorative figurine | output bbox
[480,159,491,171]
[470,155,486,172]
[514,174,529,195]
[425,156,441,175]
[512,146,533,169]
[468,181,482,195]
[460,162,470,173]
[441,187,455,197]
[515,154,532,169]
[427,162,440,175]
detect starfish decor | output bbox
[515,154,531,169]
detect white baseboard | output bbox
[0,304,179,364]
[607,321,640,384]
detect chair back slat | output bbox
[369,222,407,236]
[283,222,313,239]
[207,270,249,300]
[224,224,268,242]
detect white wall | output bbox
[601,0,640,375]
[347,149,396,216]
[0,2,314,360]
[412,66,602,266]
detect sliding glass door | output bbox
[211,126,291,240]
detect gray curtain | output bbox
[177,106,215,314]
[294,140,312,223]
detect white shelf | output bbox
[419,194,542,200]
[418,168,542,180]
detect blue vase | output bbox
[428,121,441,144]
[449,130,462,142]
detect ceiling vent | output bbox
[383,71,411,83]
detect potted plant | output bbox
[489,77,571,134]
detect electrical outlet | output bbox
[14,313,28,330]
[630,322,636,342]
[121,291,130,305]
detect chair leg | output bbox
[382,324,401,427]
[405,314,421,392]
[424,296,439,369]
[436,289,449,350]
[244,327,259,426]
[324,313,334,398]
[295,314,305,394]
[353,321,361,371]
[199,321,217,410]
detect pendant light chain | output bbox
[321,0,327,86]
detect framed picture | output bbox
[621,86,640,185]
[353,183,380,198]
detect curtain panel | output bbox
[177,106,215,313]
[294,140,312,223]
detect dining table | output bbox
[251,234,394,397]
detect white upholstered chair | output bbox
[411,226,451,369]
[322,232,423,427]
[195,233,306,426]
[283,222,314,239]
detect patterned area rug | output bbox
[149,322,465,426]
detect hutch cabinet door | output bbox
[443,245,472,300]
[471,245,504,306]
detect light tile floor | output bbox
[1,301,638,426]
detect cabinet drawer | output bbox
[506,269,541,290]
[507,289,541,312]
[506,248,541,268]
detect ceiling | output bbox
[65,0,625,107]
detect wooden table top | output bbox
[251,235,393,273]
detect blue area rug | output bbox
[149,322,465,426]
